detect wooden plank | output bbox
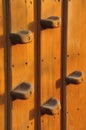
[40,0,62,130]
[0,0,6,130]
[9,0,36,130]
[66,1,86,130]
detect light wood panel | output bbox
[66,1,86,130]
[10,0,36,130]
[0,1,6,130]
[40,0,62,130]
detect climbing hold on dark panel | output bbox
[40,16,60,29]
[66,71,84,84]
[10,30,32,44]
[41,97,61,115]
[10,82,34,100]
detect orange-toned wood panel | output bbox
[10,0,36,130]
[40,0,62,130]
[66,1,86,130]
[0,1,6,130]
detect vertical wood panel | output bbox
[9,0,36,130]
[40,0,62,130]
[66,1,86,130]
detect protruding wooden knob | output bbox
[40,16,60,29]
[10,30,32,44]
[66,71,84,84]
[41,98,61,115]
[10,82,34,100]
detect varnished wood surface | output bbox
[66,1,86,130]
[1,1,86,130]
[10,0,36,130]
[40,0,62,130]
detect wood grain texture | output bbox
[0,0,6,130]
[10,0,36,130]
[40,0,62,130]
[66,1,86,130]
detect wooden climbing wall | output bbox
[40,0,62,130]
[66,0,86,130]
[0,0,86,130]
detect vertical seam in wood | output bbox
[4,1,11,130]
[34,0,41,130]
[61,0,68,130]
